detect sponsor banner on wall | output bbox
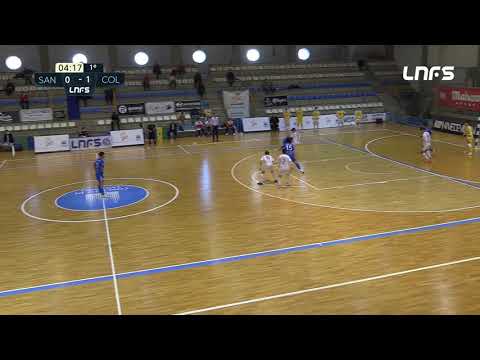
[70,136,112,151]
[110,129,144,147]
[223,90,250,118]
[343,115,355,125]
[34,134,70,153]
[264,96,288,108]
[0,111,20,123]
[242,117,272,132]
[362,112,386,123]
[174,100,202,112]
[438,87,480,112]
[20,108,53,122]
[145,101,175,115]
[117,103,145,115]
[53,110,66,120]
[432,117,480,136]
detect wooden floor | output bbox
[2,122,480,314]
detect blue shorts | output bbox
[96,173,104,182]
[286,152,296,162]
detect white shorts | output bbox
[279,168,291,175]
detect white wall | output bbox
[427,45,478,67]
[116,45,171,67]
[0,45,41,72]
[394,45,423,90]
[296,45,341,62]
[239,45,288,64]
[181,45,233,65]
[350,45,386,59]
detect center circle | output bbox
[55,185,149,212]
[21,178,180,223]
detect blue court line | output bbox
[2,215,480,299]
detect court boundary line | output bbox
[177,145,191,155]
[3,214,480,299]
[295,175,433,192]
[363,134,480,191]
[231,153,480,213]
[345,161,397,175]
[174,254,480,315]
[102,198,122,315]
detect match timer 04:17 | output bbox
[54,63,104,73]
[35,63,123,97]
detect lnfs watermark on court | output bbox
[403,66,455,81]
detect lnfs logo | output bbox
[402,66,455,81]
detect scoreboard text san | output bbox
[35,63,125,97]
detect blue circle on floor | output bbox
[55,185,149,212]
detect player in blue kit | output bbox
[282,136,304,173]
[94,151,105,196]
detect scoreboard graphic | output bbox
[35,63,125,96]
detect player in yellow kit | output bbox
[312,109,320,130]
[296,109,304,129]
[464,122,474,156]
[336,110,345,127]
[283,110,291,131]
[354,110,363,126]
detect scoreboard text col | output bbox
[35,63,125,96]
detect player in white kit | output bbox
[257,150,277,185]
[277,148,295,186]
[421,127,432,162]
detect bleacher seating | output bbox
[214,72,365,83]
[0,61,391,138]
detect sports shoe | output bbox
[257,182,264,185]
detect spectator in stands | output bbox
[177,111,186,127]
[224,118,235,135]
[153,62,161,80]
[5,81,15,96]
[176,65,186,77]
[111,111,121,131]
[143,74,151,91]
[13,69,33,85]
[79,127,89,137]
[167,122,178,140]
[262,80,275,94]
[197,82,206,98]
[194,72,202,89]
[19,93,29,109]
[147,124,157,145]
[79,95,91,107]
[194,118,204,137]
[226,71,235,87]
[104,88,114,105]
[169,69,177,89]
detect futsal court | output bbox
[2,121,480,314]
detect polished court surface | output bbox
[1,122,480,314]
